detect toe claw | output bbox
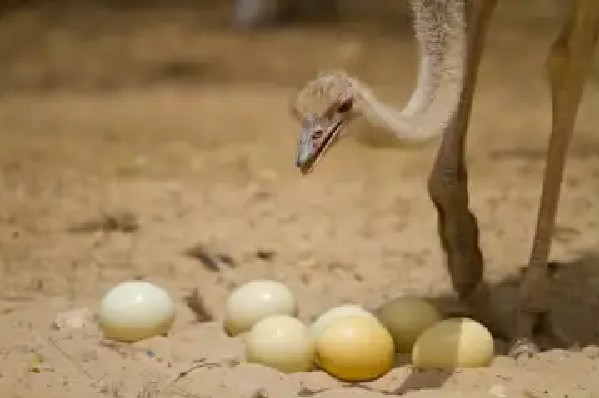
[509,338,539,361]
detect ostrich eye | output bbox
[312,130,323,139]
[337,98,353,113]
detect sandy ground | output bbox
[1,3,599,397]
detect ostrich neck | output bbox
[354,0,466,142]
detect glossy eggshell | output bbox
[310,304,378,340]
[376,296,441,353]
[99,281,175,342]
[224,279,298,336]
[245,315,315,373]
[316,315,395,382]
[412,317,494,368]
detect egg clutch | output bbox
[98,279,494,382]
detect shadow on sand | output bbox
[371,250,599,394]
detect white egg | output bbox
[412,317,494,368]
[375,296,441,353]
[310,304,378,340]
[224,279,297,336]
[245,315,315,373]
[99,280,175,342]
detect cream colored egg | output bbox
[310,304,378,340]
[316,315,395,382]
[412,317,494,368]
[376,296,441,353]
[245,315,315,373]
[99,281,175,342]
[224,280,297,336]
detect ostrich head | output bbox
[293,96,354,175]
[288,0,471,175]
[290,72,360,175]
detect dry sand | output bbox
[1,3,599,397]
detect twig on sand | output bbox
[169,358,222,386]
[48,337,106,385]
[164,359,222,398]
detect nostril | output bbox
[296,151,307,167]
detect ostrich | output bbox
[290,0,599,358]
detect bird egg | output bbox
[376,296,441,353]
[412,317,494,368]
[316,315,395,382]
[224,279,297,336]
[310,304,378,340]
[245,315,315,373]
[99,280,175,342]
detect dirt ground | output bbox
[1,2,599,397]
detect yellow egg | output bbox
[412,317,494,368]
[316,316,395,382]
[245,315,315,373]
[375,296,441,353]
[310,304,378,341]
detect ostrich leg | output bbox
[511,0,599,357]
[427,0,500,334]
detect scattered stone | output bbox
[183,288,213,322]
[215,253,237,268]
[582,345,599,359]
[53,307,94,330]
[184,243,221,272]
[255,249,275,261]
[67,210,139,233]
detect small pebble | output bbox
[582,345,599,359]
[53,308,94,330]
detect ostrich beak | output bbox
[296,119,344,175]
[292,94,354,175]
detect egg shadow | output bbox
[394,368,455,395]
[423,251,599,351]
[351,367,454,396]
[379,250,599,394]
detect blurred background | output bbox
[1,0,599,348]
[0,0,584,93]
